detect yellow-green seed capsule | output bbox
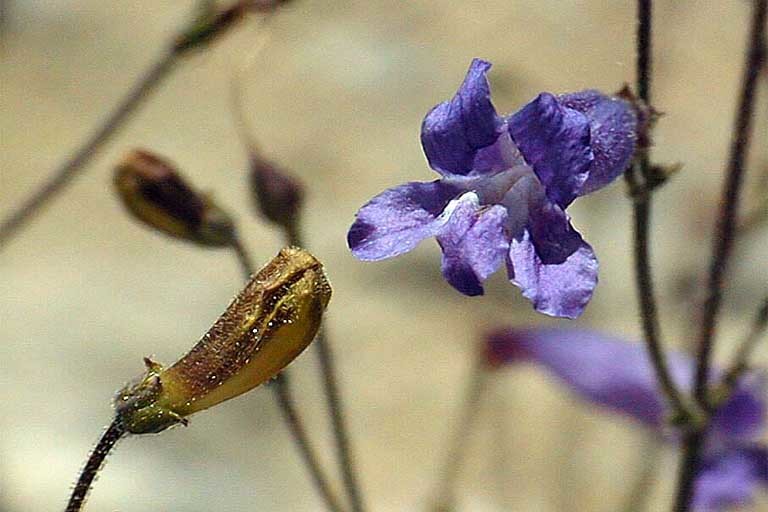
[114,246,332,434]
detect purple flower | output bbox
[347,59,637,318]
[485,327,768,511]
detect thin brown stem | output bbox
[65,420,125,512]
[286,227,366,512]
[675,2,766,511]
[272,374,348,512]
[693,0,767,403]
[626,0,689,420]
[0,3,252,251]
[0,52,178,249]
[229,236,347,512]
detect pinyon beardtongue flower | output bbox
[347,58,638,318]
[485,327,768,511]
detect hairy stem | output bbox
[287,226,367,512]
[65,420,125,512]
[626,0,689,420]
[230,236,347,512]
[676,2,766,511]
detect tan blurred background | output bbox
[1,1,766,511]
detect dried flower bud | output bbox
[114,149,236,247]
[249,154,304,229]
[115,246,332,434]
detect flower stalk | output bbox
[229,236,347,512]
[65,420,125,512]
[626,0,690,423]
[675,1,767,511]
[234,43,366,511]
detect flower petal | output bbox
[348,180,461,261]
[485,328,666,426]
[508,93,593,207]
[712,372,767,441]
[421,59,503,177]
[559,90,638,195]
[693,447,768,512]
[485,328,768,441]
[436,192,509,296]
[507,228,598,319]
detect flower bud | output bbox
[114,149,236,247]
[249,154,304,230]
[114,246,332,434]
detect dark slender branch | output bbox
[675,3,766,511]
[630,198,689,417]
[626,0,689,419]
[431,362,487,512]
[229,236,347,512]
[693,0,767,403]
[672,431,705,512]
[287,227,366,512]
[0,3,251,252]
[0,52,177,249]
[65,420,125,512]
[636,0,653,108]
[272,374,348,512]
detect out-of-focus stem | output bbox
[431,361,488,512]
[0,3,253,251]
[230,235,347,512]
[719,296,768,399]
[0,52,177,249]
[286,227,367,512]
[65,420,125,512]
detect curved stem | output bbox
[693,0,766,404]
[65,420,125,512]
[675,2,766,511]
[626,0,689,421]
[0,2,253,252]
[230,236,346,512]
[287,227,366,512]
[0,51,178,250]
[272,373,348,512]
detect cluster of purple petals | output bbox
[486,327,768,511]
[347,58,637,318]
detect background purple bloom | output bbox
[485,327,768,511]
[348,58,637,318]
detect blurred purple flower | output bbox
[347,58,637,318]
[485,327,768,511]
